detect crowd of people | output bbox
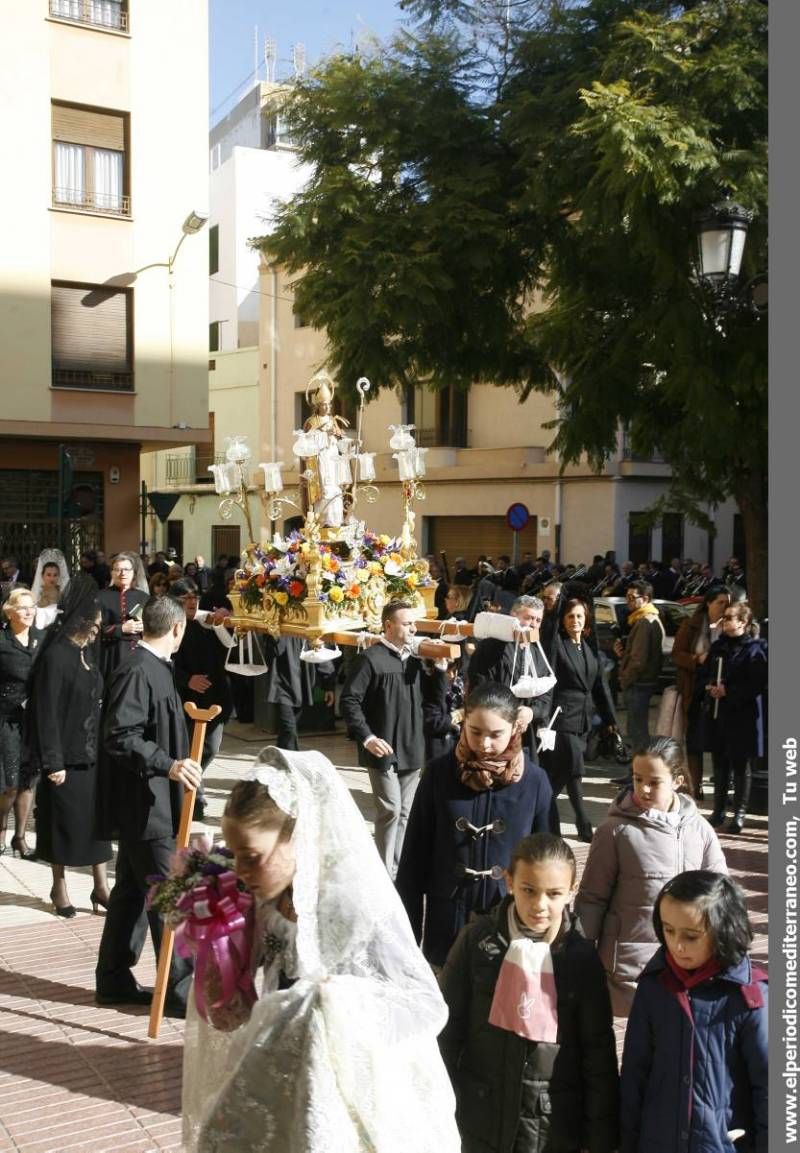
[0,541,767,1153]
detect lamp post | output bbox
[693,199,767,315]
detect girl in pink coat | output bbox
[574,736,727,1016]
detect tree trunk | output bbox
[733,467,767,620]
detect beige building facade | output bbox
[0,0,210,568]
[151,258,740,573]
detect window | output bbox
[209,322,221,352]
[50,0,128,32]
[51,281,133,392]
[628,512,652,566]
[408,384,468,447]
[661,512,684,562]
[52,102,129,215]
[262,108,296,151]
[209,225,219,275]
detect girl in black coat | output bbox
[439,833,619,1153]
[540,598,617,843]
[396,682,553,968]
[698,601,767,833]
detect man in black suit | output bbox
[95,596,202,1013]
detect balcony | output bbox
[49,0,129,32]
[52,368,133,392]
[164,450,226,487]
[620,432,665,463]
[53,187,131,218]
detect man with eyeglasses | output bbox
[97,552,148,679]
[614,581,665,754]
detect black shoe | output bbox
[95,983,153,1007]
[707,810,726,828]
[577,824,594,844]
[12,836,37,861]
[163,1000,187,1020]
[49,888,76,918]
[726,813,746,835]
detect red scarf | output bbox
[664,950,723,990]
[455,728,525,792]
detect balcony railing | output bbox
[165,451,226,486]
[52,368,133,392]
[620,433,665,464]
[53,187,130,217]
[49,0,128,32]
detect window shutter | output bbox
[52,103,125,151]
[51,283,130,372]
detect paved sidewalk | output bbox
[0,723,768,1152]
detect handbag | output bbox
[655,685,685,742]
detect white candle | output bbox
[357,452,376,481]
[259,461,284,493]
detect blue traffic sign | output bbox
[506,502,530,531]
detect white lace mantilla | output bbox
[183,747,459,1153]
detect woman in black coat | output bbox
[0,589,44,858]
[698,600,767,833]
[540,598,617,843]
[27,576,113,916]
[396,682,553,968]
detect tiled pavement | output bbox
[0,720,768,1152]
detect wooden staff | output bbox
[148,701,222,1040]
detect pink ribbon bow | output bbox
[175,871,257,1022]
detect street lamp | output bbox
[693,200,767,315]
[167,210,209,273]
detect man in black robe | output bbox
[340,601,425,876]
[170,578,235,817]
[97,552,148,679]
[263,635,335,751]
[95,596,202,1013]
[467,594,554,752]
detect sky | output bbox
[209,0,410,125]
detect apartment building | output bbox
[0,0,210,569]
[144,80,740,572]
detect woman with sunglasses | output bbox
[698,601,767,833]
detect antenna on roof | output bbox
[293,43,306,78]
[264,37,277,83]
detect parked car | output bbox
[592,596,696,698]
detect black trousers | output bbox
[275,696,302,751]
[540,731,593,837]
[96,836,192,1004]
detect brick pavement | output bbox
[0,722,768,1152]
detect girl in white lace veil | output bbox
[183,746,460,1153]
[31,548,70,627]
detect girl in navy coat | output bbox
[396,681,553,968]
[621,871,768,1153]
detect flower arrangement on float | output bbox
[234,528,434,622]
[147,839,257,1030]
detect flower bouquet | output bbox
[147,839,257,1032]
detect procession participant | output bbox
[397,682,552,968]
[468,595,555,753]
[95,595,202,1013]
[170,578,235,819]
[540,597,618,843]
[27,575,112,916]
[97,552,148,679]
[182,746,461,1153]
[340,600,426,876]
[0,589,44,859]
[262,634,335,752]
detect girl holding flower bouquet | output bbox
[181,747,460,1153]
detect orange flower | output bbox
[347,584,361,598]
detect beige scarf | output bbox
[455,727,525,792]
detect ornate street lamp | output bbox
[693,200,767,315]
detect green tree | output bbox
[258,0,767,612]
